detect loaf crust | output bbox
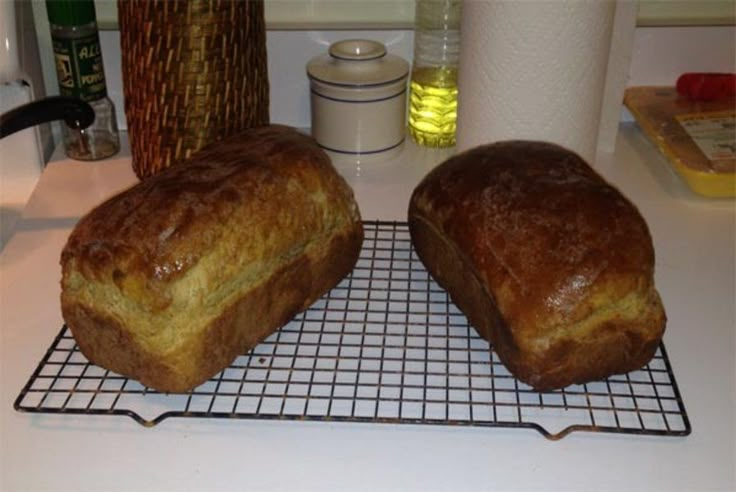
[409,141,665,390]
[61,125,363,392]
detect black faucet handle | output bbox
[0,95,95,139]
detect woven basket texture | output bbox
[119,0,269,179]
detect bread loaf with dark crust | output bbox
[61,125,363,393]
[408,141,665,390]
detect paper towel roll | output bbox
[456,1,616,163]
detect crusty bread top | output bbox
[409,141,657,345]
[62,125,361,314]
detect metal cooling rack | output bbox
[14,221,691,440]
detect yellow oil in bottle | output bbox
[408,66,458,148]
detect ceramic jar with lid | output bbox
[307,39,410,160]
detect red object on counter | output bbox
[676,73,736,102]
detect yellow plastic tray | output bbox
[624,86,735,198]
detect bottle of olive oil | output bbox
[408,0,462,148]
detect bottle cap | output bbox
[46,0,97,27]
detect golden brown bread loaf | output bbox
[409,141,665,390]
[61,125,363,393]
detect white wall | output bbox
[31,22,736,131]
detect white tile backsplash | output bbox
[629,26,736,86]
[267,30,414,128]
[99,30,414,131]
[42,26,736,132]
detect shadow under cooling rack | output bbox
[14,221,691,440]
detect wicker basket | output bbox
[119,0,269,179]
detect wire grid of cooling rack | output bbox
[15,221,690,440]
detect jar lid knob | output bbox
[329,39,386,61]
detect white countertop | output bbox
[1,125,734,491]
